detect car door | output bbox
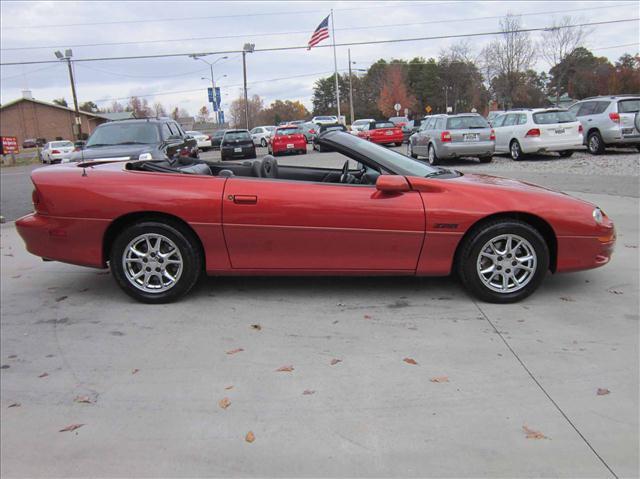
[494,114,516,151]
[416,118,432,155]
[221,177,425,271]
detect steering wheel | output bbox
[339,160,356,184]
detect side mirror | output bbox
[376,175,410,193]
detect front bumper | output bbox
[196,139,212,148]
[556,229,616,273]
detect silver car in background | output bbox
[408,113,495,165]
[568,95,640,154]
[41,140,74,164]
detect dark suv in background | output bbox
[220,129,257,161]
[69,118,198,163]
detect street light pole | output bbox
[55,49,82,141]
[242,43,255,130]
[348,49,354,125]
[190,54,228,125]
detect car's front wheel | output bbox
[110,221,202,304]
[457,220,549,303]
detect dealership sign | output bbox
[0,136,19,155]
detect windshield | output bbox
[533,110,575,124]
[619,99,640,113]
[447,116,489,129]
[374,122,396,129]
[323,125,347,132]
[265,126,276,132]
[224,131,251,141]
[389,117,409,124]
[315,116,335,121]
[323,132,438,177]
[276,128,301,135]
[352,120,370,126]
[86,123,159,147]
[186,131,202,135]
[51,141,73,148]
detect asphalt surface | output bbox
[1,144,638,477]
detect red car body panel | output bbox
[358,127,404,145]
[16,162,614,278]
[269,126,307,155]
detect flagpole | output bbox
[330,9,341,121]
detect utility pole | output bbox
[330,10,341,121]
[348,49,354,125]
[242,43,255,130]
[55,50,82,141]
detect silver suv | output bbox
[568,95,640,154]
[408,113,494,165]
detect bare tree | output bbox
[152,102,167,117]
[539,16,588,105]
[481,14,536,109]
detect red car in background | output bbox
[268,125,307,156]
[358,120,404,146]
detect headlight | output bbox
[593,207,604,224]
[138,152,153,161]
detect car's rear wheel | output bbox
[510,140,524,161]
[559,150,573,158]
[409,144,418,159]
[110,221,202,304]
[427,144,441,166]
[395,142,403,147]
[478,155,492,163]
[587,131,605,155]
[260,138,267,147]
[457,220,549,303]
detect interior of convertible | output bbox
[126,153,384,185]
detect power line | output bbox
[1,3,635,52]
[0,1,457,30]
[1,17,637,67]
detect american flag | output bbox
[307,15,330,50]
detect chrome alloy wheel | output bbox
[476,234,537,293]
[122,233,183,293]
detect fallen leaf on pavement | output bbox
[226,348,244,355]
[560,297,575,302]
[250,324,262,331]
[8,402,21,408]
[218,397,231,409]
[59,424,84,433]
[430,376,449,383]
[608,289,623,295]
[131,368,139,375]
[11,275,21,279]
[276,365,294,372]
[8,355,17,359]
[225,385,234,390]
[364,315,372,319]
[55,296,68,302]
[302,390,316,395]
[330,358,342,365]
[74,395,92,404]
[624,244,638,248]
[522,425,548,439]
[245,431,255,443]
[403,358,418,365]
[597,388,610,396]
[38,372,49,378]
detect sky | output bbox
[1,0,638,117]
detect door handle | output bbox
[232,195,258,205]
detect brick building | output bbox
[0,93,108,146]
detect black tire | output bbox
[587,131,605,155]
[110,221,202,304]
[478,155,493,163]
[260,138,267,147]
[509,140,524,161]
[456,219,549,303]
[427,144,440,166]
[394,142,403,147]
[559,150,573,158]
[409,144,418,159]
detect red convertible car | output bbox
[16,131,615,304]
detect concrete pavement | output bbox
[1,191,637,477]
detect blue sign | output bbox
[219,110,225,124]
[207,87,214,103]
[215,87,221,106]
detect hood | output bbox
[70,144,156,162]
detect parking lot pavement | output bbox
[1,190,637,476]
